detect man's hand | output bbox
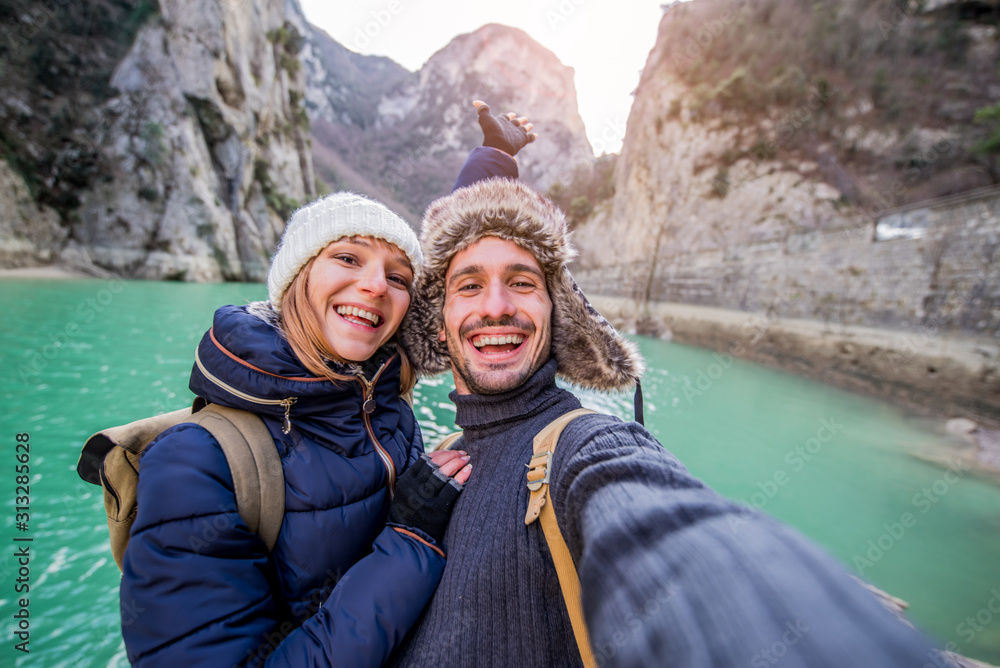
[475,100,538,157]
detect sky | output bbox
[297,0,668,155]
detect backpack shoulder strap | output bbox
[524,407,597,668]
[433,431,464,452]
[188,405,285,552]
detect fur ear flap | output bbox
[398,178,644,392]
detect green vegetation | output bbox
[254,158,300,221]
[140,121,166,167]
[288,90,309,131]
[120,0,159,45]
[269,22,304,76]
[569,195,593,220]
[657,0,998,204]
[663,0,981,128]
[974,104,1000,156]
[0,0,162,213]
[710,166,729,198]
[546,154,617,228]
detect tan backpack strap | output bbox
[190,405,285,552]
[524,408,595,524]
[524,408,597,668]
[433,431,464,452]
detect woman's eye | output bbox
[388,275,410,287]
[334,254,358,265]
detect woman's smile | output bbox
[307,237,413,362]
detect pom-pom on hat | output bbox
[266,192,422,311]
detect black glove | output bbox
[477,102,535,157]
[387,453,463,547]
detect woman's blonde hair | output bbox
[279,252,416,395]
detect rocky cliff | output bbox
[296,20,594,220]
[1,4,593,274]
[576,0,999,276]
[570,0,1000,424]
[0,0,314,281]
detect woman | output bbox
[120,102,535,667]
[120,191,470,667]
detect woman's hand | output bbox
[474,100,538,157]
[427,449,472,485]
[387,452,472,546]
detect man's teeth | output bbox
[472,334,524,347]
[336,306,380,326]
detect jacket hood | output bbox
[400,178,644,392]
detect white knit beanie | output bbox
[266,192,423,311]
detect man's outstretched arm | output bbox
[453,101,536,191]
[551,414,936,667]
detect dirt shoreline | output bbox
[590,296,1000,429]
[0,264,95,279]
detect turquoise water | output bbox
[1,278,998,666]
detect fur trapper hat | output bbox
[267,192,422,311]
[401,178,644,392]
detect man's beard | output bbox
[446,316,550,395]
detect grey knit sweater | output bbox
[391,360,934,667]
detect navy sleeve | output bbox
[121,423,445,668]
[452,146,519,191]
[550,415,937,668]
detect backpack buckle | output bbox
[526,450,553,492]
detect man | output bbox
[393,109,936,667]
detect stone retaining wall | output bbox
[576,187,1000,338]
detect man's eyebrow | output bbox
[507,263,545,280]
[447,264,484,289]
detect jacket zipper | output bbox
[356,354,398,499]
[194,348,297,434]
[196,347,397,491]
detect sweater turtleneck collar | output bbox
[449,358,566,435]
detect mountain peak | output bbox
[305,20,594,219]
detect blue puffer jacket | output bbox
[120,303,445,667]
